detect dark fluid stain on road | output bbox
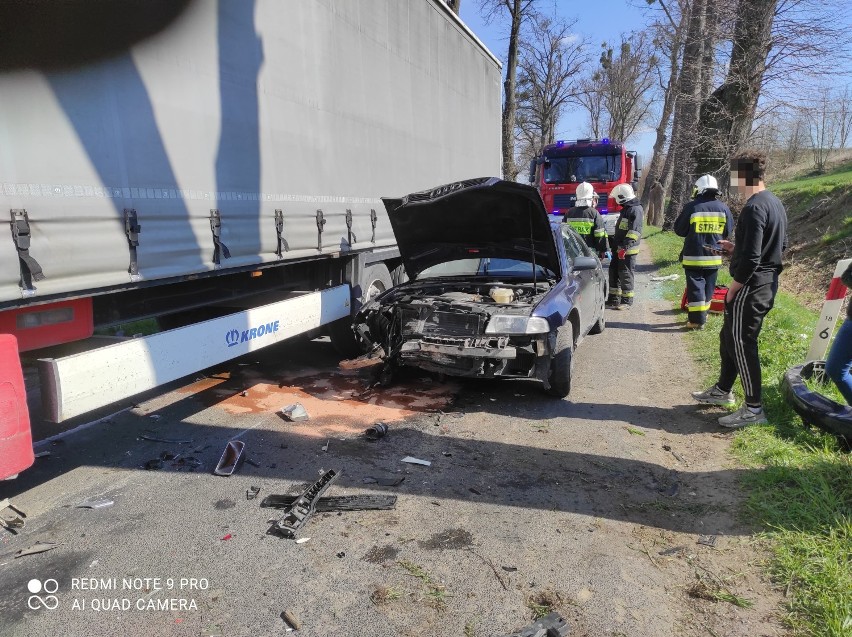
[419,528,474,550]
[214,499,236,510]
[362,544,400,564]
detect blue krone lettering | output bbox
[273,320,280,331]
[257,325,266,337]
[240,330,249,342]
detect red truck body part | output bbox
[529,139,641,229]
[0,334,34,480]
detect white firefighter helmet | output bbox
[610,183,635,205]
[575,181,594,206]
[694,174,719,195]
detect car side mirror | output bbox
[572,256,599,271]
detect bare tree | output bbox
[597,33,659,143]
[576,75,605,138]
[516,17,587,152]
[663,0,707,228]
[692,0,778,186]
[639,0,687,212]
[837,86,852,150]
[479,0,541,181]
[784,116,808,165]
[805,89,840,172]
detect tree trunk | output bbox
[692,0,778,183]
[640,36,681,212]
[663,0,707,229]
[501,0,523,181]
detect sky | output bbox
[458,1,670,160]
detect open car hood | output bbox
[382,178,561,280]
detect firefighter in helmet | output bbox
[674,174,734,328]
[608,183,643,308]
[563,181,608,258]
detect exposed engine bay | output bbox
[353,280,555,381]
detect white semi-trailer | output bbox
[0,0,501,467]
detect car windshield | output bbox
[419,258,555,279]
[543,154,622,184]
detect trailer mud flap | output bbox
[38,286,351,422]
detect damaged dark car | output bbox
[354,177,608,397]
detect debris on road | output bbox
[336,551,345,558]
[295,538,310,544]
[245,458,261,468]
[139,434,192,444]
[144,459,163,471]
[281,609,301,631]
[34,451,51,459]
[213,440,246,476]
[502,566,518,572]
[401,456,431,466]
[15,541,62,558]
[280,403,309,422]
[469,487,482,495]
[76,499,115,510]
[268,469,340,538]
[499,611,570,637]
[260,494,397,512]
[246,486,261,501]
[0,499,27,533]
[659,546,687,556]
[220,533,233,541]
[650,273,679,281]
[321,440,330,452]
[364,422,389,440]
[338,345,385,370]
[697,534,718,547]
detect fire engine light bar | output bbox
[601,138,610,144]
[556,140,564,147]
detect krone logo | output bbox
[225,329,240,347]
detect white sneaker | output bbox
[691,385,735,406]
[718,405,768,428]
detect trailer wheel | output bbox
[329,263,393,357]
[546,322,573,398]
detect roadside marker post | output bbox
[806,257,852,362]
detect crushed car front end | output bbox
[355,280,559,384]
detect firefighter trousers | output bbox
[608,252,636,305]
[717,278,778,406]
[684,267,718,325]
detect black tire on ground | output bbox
[589,298,606,335]
[546,322,574,398]
[329,263,394,357]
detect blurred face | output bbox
[730,159,761,195]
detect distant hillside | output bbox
[773,161,852,309]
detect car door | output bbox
[560,225,596,332]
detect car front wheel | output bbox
[546,322,574,398]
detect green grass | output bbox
[646,229,852,637]
[773,163,852,193]
[398,560,450,610]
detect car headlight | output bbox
[485,315,550,335]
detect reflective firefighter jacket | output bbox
[613,198,643,255]
[673,195,734,269]
[563,205,608,253]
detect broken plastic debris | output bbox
[650,273,679,281]
[401,456,431,466]
[280,403,309,422]
[149,414,162,420]
[221,533,233,541]
[15,541,61,558]
[502,566,518,572]
[659,546,687,556]
[321,441,330,452]
[295,538,311,544]
[213,440,245,476]
[139,434,192,444]
[246,486,261,501]
[281,609,301,631]
[34,451,51,459]
[76,499,115,510]
[364,422,389,440]
[697,534,717,547]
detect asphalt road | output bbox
[0,249,786,637]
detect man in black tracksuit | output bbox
[608,183,643,308]
[563,182,609,257]
[674,175,734,328]
[691,150,788,428]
